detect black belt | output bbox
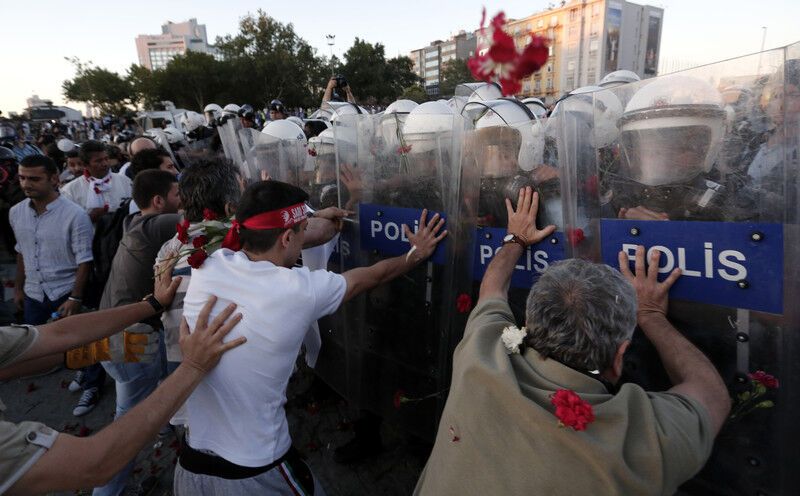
[178,435,300,480]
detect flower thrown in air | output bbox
[468,9,550,96]
[550,389,595,431]
[501,325,527,354]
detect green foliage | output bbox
[400,85,429,104]
[62,58,134,115]
[439,59,476,98]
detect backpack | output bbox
[85,198,132,308]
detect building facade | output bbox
[135,18,220,71]
[410,31,478,97]
[479,0,663,103]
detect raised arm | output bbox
[479,187,555,302]
[7,298,245,495]
[618,246,731,434]
[342,209,446,303]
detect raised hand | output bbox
[403,209,448,264]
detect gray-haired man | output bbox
[415,187,730,496]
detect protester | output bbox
[0,266,245,495]
[0,147,24,257]
[8,130,40,163]
[91,170,181,495]
[414,187,730,495]
[61,140,132,222]
[174,180,447,494]
[119,136,157,178]
[60,149,84,185]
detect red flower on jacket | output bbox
[307,148,317,157]
[748,370,779,389]
[192,235,208,249]
[93,186,101,194]
[176,219,190,244]
[393,389,408,409]
[456,293,473,313]
[550,389,595,431]
[187,249,208,269]
[202,208,218,221]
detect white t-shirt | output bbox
[182,249,346,467]
[60,172,132,213]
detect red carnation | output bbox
[176,219,190,244]
[393,389,408,409]
[93,186,101,194]
[567,228,585,246]
[186,249,208,269]
[397,144,413,155]
[487,27,516,64]
[202,208,218,221]
[511,35,549,79]
[307,148,317,157]
[551,389,595,431]
[748,370,779,389]
[456,293,473,313]
[192,235,208,249]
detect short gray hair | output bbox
[524,259,637,372]
[179,158,242,222]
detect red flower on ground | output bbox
[186,249,208,269]
[567,228,585,246]
[307,148,317,157]
[456,293,473,313]
[176,219,190,244]
[393,390,408,409]
[550,389,595,431]
[748,370,779,389]
[202,208,218,221]
[192,235,208,249]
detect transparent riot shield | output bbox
[452,82,503,114]
[461,98,564,322]
[218,118,245,169]
[238,127,257,181]
[314,111,479,440]
[241,130,306,186]
[561,45,800,495]
[173,136,215,168]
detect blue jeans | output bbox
[93,332,165,496]
[24,294,105,390]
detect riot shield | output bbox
[452,82,503,114]
[562,45,800,495]
[218,117,245,169]
[238,128,257,181]
[461,98,564,322]
[243,131,306,187]
[314,109,479,440]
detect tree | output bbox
[215,10,326,109]
[400,85,429,104]
[438,59,477,98]
[340,39,421,105]
[151,52,225,110]
[386,56,422,98]
[62,58,134,115]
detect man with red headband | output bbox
[175,180,447,495]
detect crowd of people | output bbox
[0,57,794,495]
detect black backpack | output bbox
[85,198,132,308]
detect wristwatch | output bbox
[502,233,528,248]
[142,294,165,314]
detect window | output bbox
[523,80,531,93]
[566,77,574,90]
[589,40,599,52]
[537,19,544,28]
[550,15,559,26]
[567,60,576,71]
[546,78,554,90]
[534,79,541,92]
[569,9,578,22]
[548,45,555,57]
[546,63,553,73]
[592,3,601,16]
[425,59,438,68]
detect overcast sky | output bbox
[3,0,797,113]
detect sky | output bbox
[3,0,798,114]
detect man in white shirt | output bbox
[176,180,447,495]
[61,140,132,222]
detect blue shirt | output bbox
[10,143,40,163]
[9,196,94,302]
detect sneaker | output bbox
[67,371,84,393]
[73,387,99,417]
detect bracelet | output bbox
[142,294,165,314]
[68,296,82,303]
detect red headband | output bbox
[221,202,308,251]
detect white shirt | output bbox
[60,172,132,213]
[182,249,346,467]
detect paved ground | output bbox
[1,362,430,495]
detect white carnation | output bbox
[501,325,527,354]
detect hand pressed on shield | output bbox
[180,296,245,373]
[618,245,681,324]
[403,209,448,264]
[506,186,556,246]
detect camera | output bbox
[334,74,348,89]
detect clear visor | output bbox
[620,126,712,186]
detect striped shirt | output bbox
[9,196,94,302]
